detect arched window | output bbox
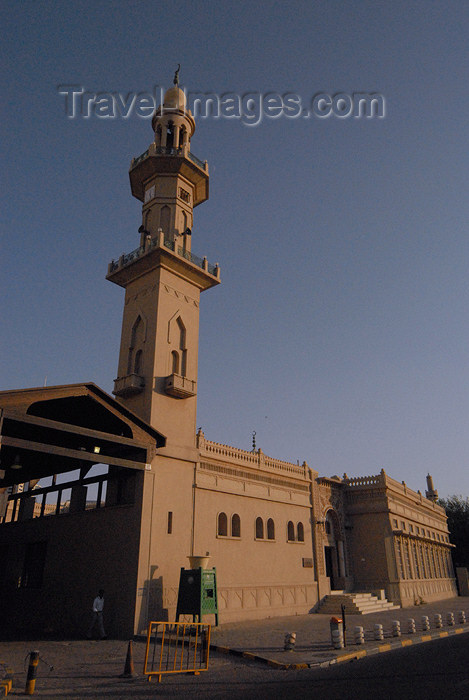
[231,514,241,538]
[169,316,186,378]
[255,517,264,540]
[217,512,227,537]
[267,518,275,540]
[325,520,331,534]
[130,317,141,346]
[297,522,304,542]
[287,521,295,541]
[155,125,162,147]
[160,205,171,234]
[177,317,187,376]
[166,121,174,148]
[171,350,179,374]
[177,318,186,350]
[179,127,186,148]
[134,349,143,375]
[128,315,143,374]
[412,542,421,579]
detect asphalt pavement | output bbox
[209,595,469,668]
[1,596,468,697]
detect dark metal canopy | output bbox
[0,383,165,488]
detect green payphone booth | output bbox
[176,566,219,626]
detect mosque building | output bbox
[0,76,457,637]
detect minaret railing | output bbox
[130,146,207,172]
[108,237,219,278]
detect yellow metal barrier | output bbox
[143,621,211,683]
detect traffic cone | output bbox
[119,640,137,678]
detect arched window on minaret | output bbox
[182,212,188,252]
[171,350,179,374]
[180,127,186,148]
[128,315,144,375]
[166,121,174,148]
[177,317,187,377]
[155,124,162,147]
[134,349,143,375]
[160,205,171,236]
[168,315,187,377]
[143,210,152,238]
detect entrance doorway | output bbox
[324,546,336,590]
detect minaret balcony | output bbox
[130,145,207,172]
[106,234,220,291]
[113,373,145,398]
[165,374,196,399]
[129,143,209,205]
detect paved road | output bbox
[1,631,468,698]
[155,633,469,699]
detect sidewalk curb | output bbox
[210,625,469,671]
[209,644,310,670]
[318,625,469,668]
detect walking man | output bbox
[87,589,106,639]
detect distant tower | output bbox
[107,77,220,449]
[425,474,439,502]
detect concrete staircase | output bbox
[317,591,400,615]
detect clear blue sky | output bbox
[1,0,468,498]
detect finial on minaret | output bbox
[252,431,256,452]
[173,64,180,86]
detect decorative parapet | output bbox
[383,473,446,514]
[344,469,447,516]
[129,143,208,173]
[345,472,386,489]
[197,432,311,480]
[107,230,220,280]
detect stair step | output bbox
[317,592,400,615]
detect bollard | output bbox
[374,623,384,641]
[407,618,416,634]
[421,615,430,631]
[330,617,344,649]
[331,629,344,649]
[458,610,466,624]
[25,650,40,695]
[354,625,364,645]
[284,632,296,651]
[392,620,401,637]
[434,613,442,629]
[201,628,210,665]
[447,612,455,627]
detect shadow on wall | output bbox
[137,573,168,634]
[0,590,90,641]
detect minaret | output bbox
[425,474,439,502]
[107,73,220,449]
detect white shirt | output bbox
[92,596,104,612]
